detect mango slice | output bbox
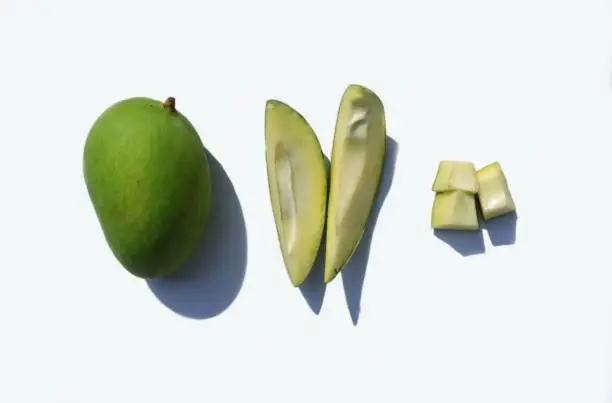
[324,84,387,284]
[264,100,328,286]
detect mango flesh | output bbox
[432,160,478,194]
[431,190,479,230]
[264,100,328,287]
[324,84,387,284]
[476,162,516,220]
[83,97,212,278]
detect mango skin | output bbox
[83,97,212,278]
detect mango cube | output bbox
[476,162,515,220]
[432,161,479,194]
[431,190,479,231]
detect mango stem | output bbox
[163,97,176,112]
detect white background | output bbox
[2,0,612,402]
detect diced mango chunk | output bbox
[432,161,479,194]
[476,162,515,220]
[431,190,479,231]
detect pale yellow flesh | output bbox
[476,162,516,220]
[325,85,386,284]
[431,190,479,230]
[432,160,478,194]
[265,100,328,286]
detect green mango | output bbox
[83,97,212,278]
[325,85,387,284]
[264,100,328,286]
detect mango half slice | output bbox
[476,162,516,220]
[264,100,328,286]
[324,84,387,284]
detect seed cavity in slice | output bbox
[346,106,370,140]
[274,142,298,254]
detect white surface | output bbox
[1,0,612,402]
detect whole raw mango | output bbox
[83,97,212,278]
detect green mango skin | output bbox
[83,97,212,279]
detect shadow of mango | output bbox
[147,151,247,319]
[341,136,399,325]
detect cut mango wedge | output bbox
[324,85,387,284]
[476,162,516,220]
[432,161,478,194]
[264,100,328,286]
[431,190,479,230]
